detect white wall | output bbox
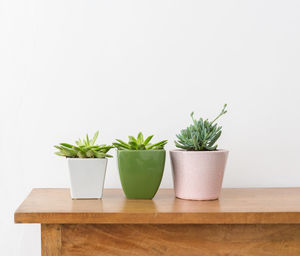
[1,0,300,255]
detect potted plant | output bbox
[54,131,113,199]
[170,105,229,200]
[113,132,167,199]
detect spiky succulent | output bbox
[175,104,227,151]
[113,132,167,150]
[54,131,113,158]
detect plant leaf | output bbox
[91,131,99,145]
[143,135,154,146]
[137,132,144,145]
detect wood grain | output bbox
[15,188,300,224]
[60,224,300,256]
[41,224,61,256]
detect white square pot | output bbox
[67,158,108,199]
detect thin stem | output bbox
[211,104,227,124]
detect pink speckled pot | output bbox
[170,149,229,200]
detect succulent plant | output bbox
[175,104,227,151]
[113,132,167,150]
[54,131,113,158]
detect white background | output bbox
[1,0,300,255]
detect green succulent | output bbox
[175,104,227,151]
[54,131,113,158]
[113,132,167,150]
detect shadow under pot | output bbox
[117,150,166,199]
[170,149,229,200]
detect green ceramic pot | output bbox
[117,150,166,199]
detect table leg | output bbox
[41,224,61,256]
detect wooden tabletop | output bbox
[14,188,300,224]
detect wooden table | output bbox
[15,188,300,256]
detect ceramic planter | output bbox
[117,150,166,199]
[67,158,108,199]
[170,149,229,200]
